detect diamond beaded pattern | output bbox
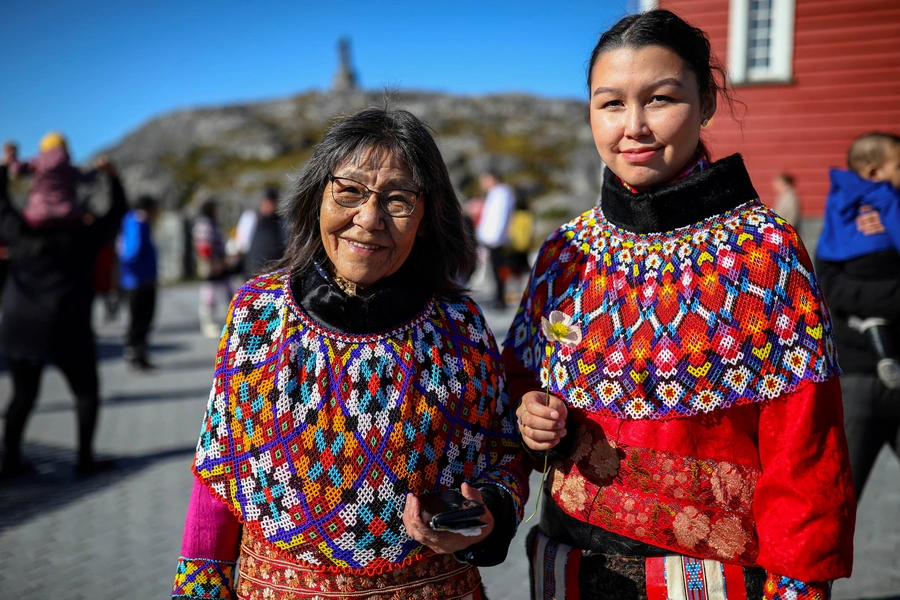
[194,272,526,574]
[506,200,839,420]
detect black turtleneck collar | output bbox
[600,154,758,234]
[290,259,433,335]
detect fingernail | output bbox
[550,411,559,419]
[557,421,565,428]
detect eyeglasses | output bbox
[327,174,421,218]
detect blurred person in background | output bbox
[509,10,854,599]
[0,152,125,479]
[476,171,515,309]
[231,198,258,274]
[464,194,485,229]
[816,132,900,501]
[0,237,8,303]
[118,194,160,371]
[3,133,98,229]
[503,195,534,303]
[241,185,286,279]
[192,198,233,338]
[772,172,802,230]
[94,238,120,322]
[172,106,528,600]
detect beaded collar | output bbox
[506,154,839,420]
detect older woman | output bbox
[172,107,528,600]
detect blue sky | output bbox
[0,0,629,160]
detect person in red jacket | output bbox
[508,10,855,600]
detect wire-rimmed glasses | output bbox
[327,174,421,218]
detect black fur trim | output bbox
[600,154,758,234]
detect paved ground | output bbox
[0,282,898,599]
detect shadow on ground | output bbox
[0,442,195,532]
[33,387,211,414]
[96,339,184,362]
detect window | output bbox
[729,0,796,83]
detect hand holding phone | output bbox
[418,489,488,532]
[402,482,494,554]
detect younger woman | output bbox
[508,10,855,600]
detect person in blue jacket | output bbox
[816,132,900,498]
[817,132,900,390]
[118,195,160,370]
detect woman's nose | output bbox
[353,194,385,229]
[624,106,650,139]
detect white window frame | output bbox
[729,0,796,84]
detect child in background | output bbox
[2,132,98,228]
[817,132,900,389]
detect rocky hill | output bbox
[95,88,604,281]
[104,89,602,222]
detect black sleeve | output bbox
[815,257,900,322]
[89,173,128,253]
[453,484,518,567]
[0,166,24,246]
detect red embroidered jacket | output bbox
[504,155,855,593]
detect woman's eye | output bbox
[650,95,673,104]
[601,100,624,109]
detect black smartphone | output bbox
[418,489,487,532]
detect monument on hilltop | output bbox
[331,38,358,92]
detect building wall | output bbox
[658,0,900,215]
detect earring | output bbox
[701,118,710,127]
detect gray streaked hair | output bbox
[276,105,476,298]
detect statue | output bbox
[332,38,357,93]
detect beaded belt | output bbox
[236,529,483,600]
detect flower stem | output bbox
[525,386,551,524]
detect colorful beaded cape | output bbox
[193,272,526,574]
[506,200,839,420]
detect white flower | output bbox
[540,311,583,348]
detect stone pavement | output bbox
[0,283,898,599]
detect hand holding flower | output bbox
[516,391,568,451]
[521,310,582,522]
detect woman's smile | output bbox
[343,238,387,254]
[620,146,662,164]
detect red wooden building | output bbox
[639,0,900,218]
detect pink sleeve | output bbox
[172,478,242,598]
[179,476,242,561]
[753,377,855,584]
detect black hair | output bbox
[135,194,159,212]
[848,132,900,174]
[262,186,279,202]
[587,10,736,117]
[199,199,217,220]
[276,105,476,299]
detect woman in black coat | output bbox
[0,157,126,478]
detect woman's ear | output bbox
[701,91,718,125]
